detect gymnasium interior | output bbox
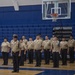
[0,0,75,75]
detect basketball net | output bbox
[50,13,58,22]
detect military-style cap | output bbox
[13,34,18,38]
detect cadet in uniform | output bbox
[34,35,42,67]
[1,38,10,65]
[37,34,43,62]
[68,35,75,63]
[42,36,51,64]
[19,38,26,66]
[38,34,43,41]
[10,35,20,73]
[22,36,28,61]
[51,37,60,68]
[60,38,68,65]
[50,35,55,42]
[22,36,28,45]
[27,37,34,64]
[50,35,55,60]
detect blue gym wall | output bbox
[0,3,74,43]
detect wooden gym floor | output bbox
[0,59,75,75]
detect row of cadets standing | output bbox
[19,35,75,68]
[51,35,75,67]
[1,34,75,72]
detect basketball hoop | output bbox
[50,13,58,22]
[42,0,71,21]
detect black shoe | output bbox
[38,65,41,67]
[69,62,74,63]
[35,65,38,67]
[2,64,8,65]
[4,64,8,65]
[12,71,19,73]
[62,63,67,65]
[46,63,49,65]
[16,71,19,73]
[44,62,47,64]
[2,64,4,65]
[53,66,59,68]
[31,62,33,64]
[28,62,31,64]
[35,65,41,67]
[20,64,24,66]
[19,64,24,66]
[28,62,33,64]
[12,71,16,73]
[45,62,49,64]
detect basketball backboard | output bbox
[42,0,71,22]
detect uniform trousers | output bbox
[24,51,27,61]
[12,51,19,72]
[2,52,9,65]
[28,49,33,64]
[53,52,59,67]
[61,49,67,65]
[69,47,74,63]
[44,49,50,64]
[19,50,24,66]
[35,50,41,66]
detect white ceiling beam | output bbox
[0,0,74,7]
[11,0,19,11]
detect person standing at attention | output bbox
[42,36,51,64]
[68,35,75,63]
[1,38,10,65]
[22,36,28,61]
[27,37,34,64]
[34,35,42,67]
[51,37,60,68]
[60,38,68,65]
[19,38,26,66]
[10,35,20,73]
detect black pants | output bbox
[35,50,41,66]
[24,51,27,61]
[12,51,19,72]
[44,49,50,64]
[19,50,24,66]
[28,49,33,64]
[61,49,67,65]
[53,52,59,67]
[69,47,74,63]
[2,52,9,65]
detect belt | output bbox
[61,48,67,50]
[35,49,41,51]
[44,49,50,50]
[28,49,33,50]
[69,47,74,48]
[12,51,19,53]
